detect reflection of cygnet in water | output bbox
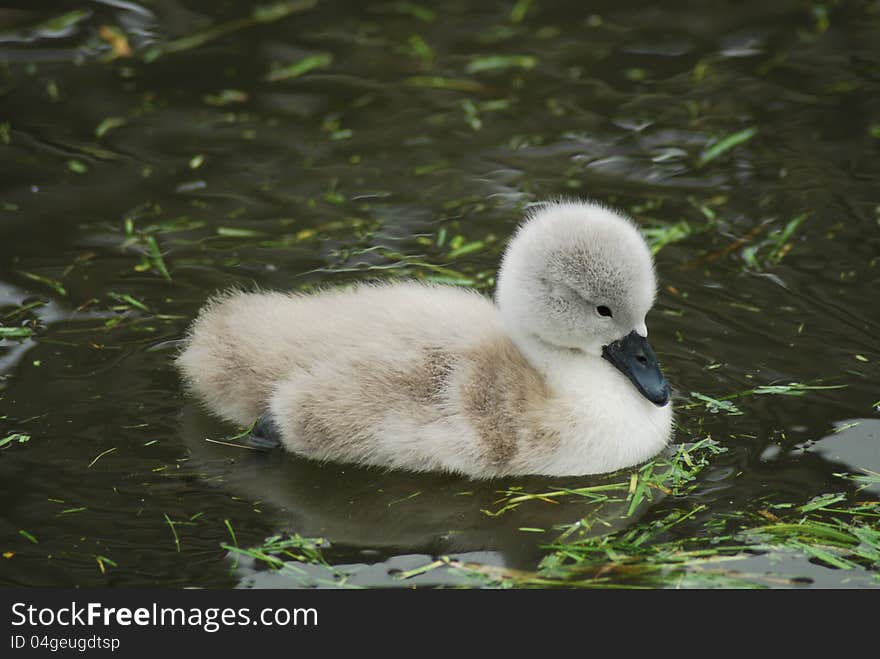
[176,200,673,478]
[179,404,662,571]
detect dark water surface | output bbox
[0,0,878,588]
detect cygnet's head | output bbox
[496,199,669,405]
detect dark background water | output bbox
[0,0,878,588]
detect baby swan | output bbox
[176,200,673,478]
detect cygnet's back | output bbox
[177,283,559,475]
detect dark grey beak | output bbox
[602,330,670,406]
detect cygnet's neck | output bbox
[502,320,600,380]
[495,265,591,378]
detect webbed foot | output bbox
[247,414,282,450]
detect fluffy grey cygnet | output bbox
[176,200,673,478]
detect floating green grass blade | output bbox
[698,127,758,166]
[144,236,171,281]
[216,227,267,238]
[466,55,538,74]
[0,328,34,339]
[19,271,67,296]
[108,292,150,312]
[87,447,117,468]
[799,493,848,513]
[689,392,742,415]
[95,116,126,138]
[18,530,38,544]
[266,53,333,82]
[144,0,317,61]
[405,76,485,92]
[164,514,180,553]
[0,433,30,448]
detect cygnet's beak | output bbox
[601,330,670,406]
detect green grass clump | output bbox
[439,438,879,588]
[222,533,330,570]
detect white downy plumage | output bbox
[176,200,673,478]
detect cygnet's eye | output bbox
[596,305,613,318]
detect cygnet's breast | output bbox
[536,355,674,475]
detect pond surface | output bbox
[0,0,878,588]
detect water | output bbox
[0,0,878,588]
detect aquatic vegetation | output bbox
[0,432,31,448]
[119,219,172,281]
[698,127,759,167]
[18,272,67,297]
[740,214,808,270]
[222,534,351,587]
[0,327,35,340]
[142,1,318,62]
[435,467,879,588]
[266,53,334,82]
